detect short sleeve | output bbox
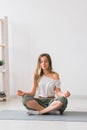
[54,80,61,88]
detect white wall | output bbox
[0,0,87,96]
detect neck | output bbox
[43,70,50,76]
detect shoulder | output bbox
[52,72,60,80]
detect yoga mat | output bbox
[0,110,87,122]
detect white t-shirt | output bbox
[35,75,61,98]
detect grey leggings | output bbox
[22,94,68,112]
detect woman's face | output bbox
[40,56,49,70]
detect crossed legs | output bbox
[26,99,63,115]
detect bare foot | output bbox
[27,110,39,115]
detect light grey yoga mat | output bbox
[0,110,87,122]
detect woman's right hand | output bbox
[64,90,71,97]
[17,90,25,96]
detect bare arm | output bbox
[53,72,71,98]
[55,87,71,98]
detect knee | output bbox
[22,94,33,106]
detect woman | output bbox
[17,53,70,115]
